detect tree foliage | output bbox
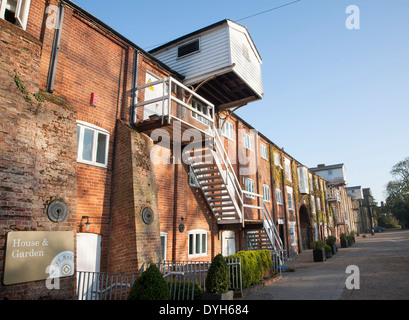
[385,157,409,228]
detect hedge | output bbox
[228,250,274,288]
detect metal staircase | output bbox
[188,127,283,254]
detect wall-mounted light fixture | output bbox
[80,216,90,231]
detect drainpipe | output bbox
[46,2,65,93]
[129,50,139,125]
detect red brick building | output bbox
[0,0,334,300]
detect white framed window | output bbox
[220,120,234,140]
[191,100,209,124]
[188,229,207,258]
[245,178,255,199]
[289,221,296,246]
[189,166,199,187]
[311,195,316,214]
[317,197,321,211]
[77,121,110,168]
[273,153,280,167]
[243,132,253,151]
[286,186,294,211]
[262,184,270,202]
[309,173,313,191]
[260,144,268,160]
[0,0,31,30]
[284,157,292,182]
[160,232,167,261]
[276,189,283,205]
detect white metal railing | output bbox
[326,188,341,202]
[133,76,215,138]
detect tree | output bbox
[385,157,409,228]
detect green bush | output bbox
[127,264,171,300]
[324,245,332,252]
[326,236,336,246]
[340,233,347,240]
[313,239,325,250]
[205,254,230,294]
[228,250,274,289]
[167,279,202,300]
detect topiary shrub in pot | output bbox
[325,245,332,259]
[326,236,337,255]
[313,240,326,262]
[203,254,232,300]
[127,264,171,300]
[340,233,349,248]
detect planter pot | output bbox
[313,249,326,262]
[341,239,349,248]
[325,251,332,259]
[331,244,337,255]
[202,290,234,300]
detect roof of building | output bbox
[310,163,345,172]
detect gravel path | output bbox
[240,229,409,300]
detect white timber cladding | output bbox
[150,20,263,98]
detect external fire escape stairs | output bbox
[132,76,284,257]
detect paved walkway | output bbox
[240,229,409,300]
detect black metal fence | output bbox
[76,257,242,301]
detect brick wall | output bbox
[0,18,77,299]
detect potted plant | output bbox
[340,233,349,248]
[326,236,337,255]
[324,245,332,259]
[203,254,233,300]
[312,240,326,262]
[349,231,356,243]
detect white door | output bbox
[77,233,101,300]
[222,231,236,256]
[143,72,168,120]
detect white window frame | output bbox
[289,221,296,246]
[260,144,268,160]
[311,195,316,214]
[274,152,282,168]
[244,178,255,199]
[262,184,270,202]
[286,186,294,211]
[77,120,110,168]
[317,197,321,211]
[160,232,167,261]
[188,229,208,258]
[243,132,253,151]
[284,157,292,182]
[0,0,31,30]
[220,120,234,140]
[276,188,283,205]
[191,99,208,124]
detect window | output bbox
[284,158,292,182]
[260,144,268,160]
[244,132,253,151]
[289,221,296,246]
[0,0,31,29]
[317,197,321,211]
[77,121,110,168]
[188,230,207,257]
[242,44,250,62]
[309,173,313,191]
[276,189,283,205]
[286,186,294,210]
[274,152,282,168]
[160,232,167,261]
[245,178,255,199]
[189,166,199,187]
[191,99,208,124]
[262,184,270,202]
[220,120,234,140]
[178,39,200,58]
[311,195,316,214]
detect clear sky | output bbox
[72,0,409,204]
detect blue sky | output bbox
[72,0,409,204]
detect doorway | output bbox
[299,205,312,250]
[222,231,236,256]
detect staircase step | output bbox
[206,193,229,198]
[204,187,228,192]
[196,174,221,181]
[191,163,216,169]
[194,169,219,175]
[210,203,235,208]
[200,181,225,187]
